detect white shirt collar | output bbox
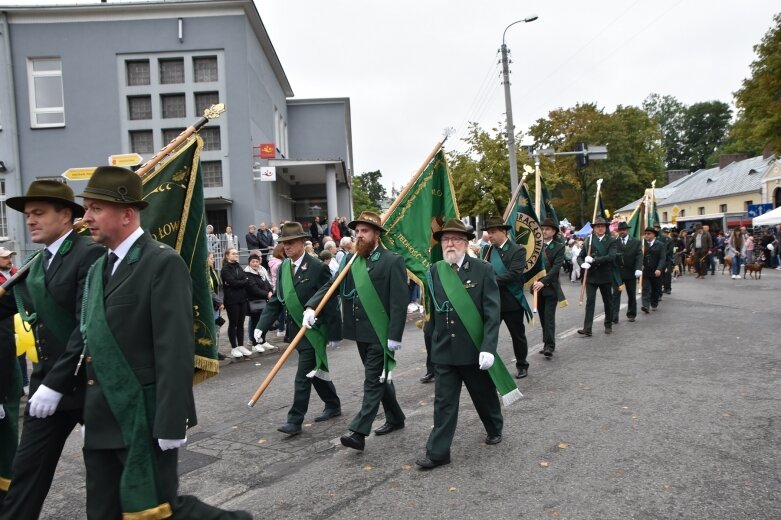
[109,227,144,273]
[291,253,306,269]
[46,230,72,266]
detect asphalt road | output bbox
[33,266,781,519]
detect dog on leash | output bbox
[722,256,732,275]
[744,262,764,279]
[672,264,681,280]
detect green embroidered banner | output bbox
[504,182,546,289]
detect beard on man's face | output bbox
[443,249,460,264]
[355,237,375,257]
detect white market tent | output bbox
[752,206,781,226]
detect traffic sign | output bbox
[108,153,143,167]
[61,167,96,181]
[747,203,773,218]
[672,206,680,215]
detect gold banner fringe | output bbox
[0,476,10,492]
[123,502,172,520]
[193,355,220,385]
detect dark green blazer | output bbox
[257,252,340,343]
[643,240,667,274]
[306,246,407,344]
[428,257,500,365]
[615,236,643,281]
[577,234,617,285]
[51,232,197,449]
[480,240,525,312]
[539,240,565,298]
[0,231,104,411]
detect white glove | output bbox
[585,255,594,264]
[634,270,643,278]
[768,244,775,251]
[478,352,495,370]
[303,308,317,329]
[253,328,264,343]
[581,262,591,270]
[158,437,187,451]
[28,384,63,418]
[387,340,402,352]
[0,404,4,420]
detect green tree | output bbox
[643,93,687,169]
[352,174,380,215]
[728,12,781,155]
[681,101,731,170]
[355,170,386,209]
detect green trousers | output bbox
[349,341,405,436]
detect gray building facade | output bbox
[0,0,353,250]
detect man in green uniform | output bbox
[532,218,567,357]
[0,181,104,520]
[254,221,342,436]
[611,221,643,324]
[480,217,529,378]
[577,217,618,337]
[305,211,407,452]
[42,167,249,519]
[416,219,502,469]
[641,227,666,313]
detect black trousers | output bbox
[501,310,528,369]
[225,301,246,348]
[612,277,637,321]
[425,363,503,462]
[424,329,434,374]
[693,250,708,276]
[0,407,81,520]
[583,282,613,331]
[287,341,341,425]
[83,447,249,520]
[349,341,405,436]
[642,273,662,308]
[536,287,558,352]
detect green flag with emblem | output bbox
[626,198,646,240]
[504,182,546,289]
[538,175,559,226]
[140,135,218,384]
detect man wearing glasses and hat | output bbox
[39,167,250,519]
[0,180,104,519]
[304,211,407,452]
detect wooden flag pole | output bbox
[0,104,226,298]
[579,179,604,305]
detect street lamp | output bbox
[501,15,538,194]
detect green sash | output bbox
[280,259,330,380]
[351,256,395,381]
[0,361,22,492]
[433,262,523,406]
[15,250,78,345]
[488,246,531,321]
[82,256,172,519]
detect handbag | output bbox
[248,299,266,313]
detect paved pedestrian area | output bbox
[32,269,781,519]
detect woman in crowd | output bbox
[245,253,274,352]
[268,243,287,338]
[207,252,226,360]
[221,248,252,358]
[726,228,746,280]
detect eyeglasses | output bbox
[441,236,467,244]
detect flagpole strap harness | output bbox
[350,255,396,382]
[427,261,522,406]
[78,253,172,519]
[279,259,330,380]
[487,246,532,321]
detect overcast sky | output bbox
[33,0,780,192]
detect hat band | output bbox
[84,186,141,203]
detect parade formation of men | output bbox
[0,169,702,518]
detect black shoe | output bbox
[628,316,636,322]
[604,327,612,334]
[485,434,502,445]
[314,408,342,422]
[374,422,404,436]
[538,348,546,355]
[577,329,592,337]
[277,423,302,436]
[415,456,451,469]
[217,352,226,360]
[665,290,671,294]
[612,319,619,324]
[340,431,365,451]
[641,306,649,314]
[515,367,528,379]
[543,348,553,358]
[419,372,435,383]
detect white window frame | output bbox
[27,57,65,128]
[0,179,7,241]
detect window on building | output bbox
[159,58,184,84]
[193,56,218,82]
[663,212,668,222]
[680,209,685,217]
[194,91,219,117]
[128,96,152,120]
[27,57,64,127]
[129,130,154,154]
[720,204,727,212]
[744,200,753,210]
[202,161,223,187]
[200,127,221,151]
[0,179,7,240]
[161,94,186,118]
[162,128,185,145]
[126,60,150,86]
[698,207,705,215]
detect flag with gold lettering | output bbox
[504,182,546,291]
[140,136,218,383]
